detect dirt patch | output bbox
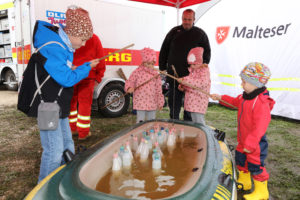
[0,90,18,107]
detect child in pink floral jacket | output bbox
[178,47,211,125]
[125,48,164,123]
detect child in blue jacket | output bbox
[18,6,99,182]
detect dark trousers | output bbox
[167,78,192,121]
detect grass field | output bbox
[0,104,299,200]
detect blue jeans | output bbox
[38,118,75,183]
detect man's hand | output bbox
[127,87,134,93]
[211,94,221,101]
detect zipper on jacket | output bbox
[238,100,245,143]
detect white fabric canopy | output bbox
[196,0,300,120]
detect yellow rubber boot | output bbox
[237,171,252,191]
[243,180,269,200]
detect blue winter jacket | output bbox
[18,20,91,118]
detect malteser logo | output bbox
[216,23,292,44]
[216,26,230,44]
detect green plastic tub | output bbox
[25,120,237,200]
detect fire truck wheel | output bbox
[98,83,130,117]
[4,70,18,91]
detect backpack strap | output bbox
[29,41,66,107]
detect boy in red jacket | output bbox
[212,62,275,200]
[69,34,106,140]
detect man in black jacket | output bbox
[159,9,211,120]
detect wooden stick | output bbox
[101,74,160,109]
[153,68,238,109]
[171,65,179,78]
[117,68,127,81]
[97,43,134,62]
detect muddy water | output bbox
[96,137,203,199]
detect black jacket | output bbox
[159,25,211,78]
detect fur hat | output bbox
[141,47,156,63]
[187,47,204,65]
[64,6,93,40]
[240,62,271,88]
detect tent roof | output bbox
[129,0,210,8]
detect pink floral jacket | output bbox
[125,65,164,111]
[182,67,211,114]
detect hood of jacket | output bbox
[33,20,71,52]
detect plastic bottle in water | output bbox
[125,140,133,160]
[152,148,158,159]
[132,136,139,152]
[149,129,156,143]
[170,127,177,142]
[154,124,160,133]
[136,138,145,156]
[167,131,175,147]
[164,129,169,144]
[140,140,149,162]
[154,142,163,158]
[122,149,132,168]
[180,128,185,141]
[157,131,164,145]
[146,135,153,150]
[160,127,165,135]
[112,152,122,171]
[142,131,147,138]
[152,151,161,169]
[119,145,125,159]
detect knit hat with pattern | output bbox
[240,62,271,88]
[141,47,157,63]
[64,6,93,41]
[187,47,204,65]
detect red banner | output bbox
[103,48,159,66]
[16,46,159,66]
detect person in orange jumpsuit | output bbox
[69,34,106,140]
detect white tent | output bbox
[196,0,300,120]
[111,0,300,120]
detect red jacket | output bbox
[73,34,106,83]
[221,90,275,152]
